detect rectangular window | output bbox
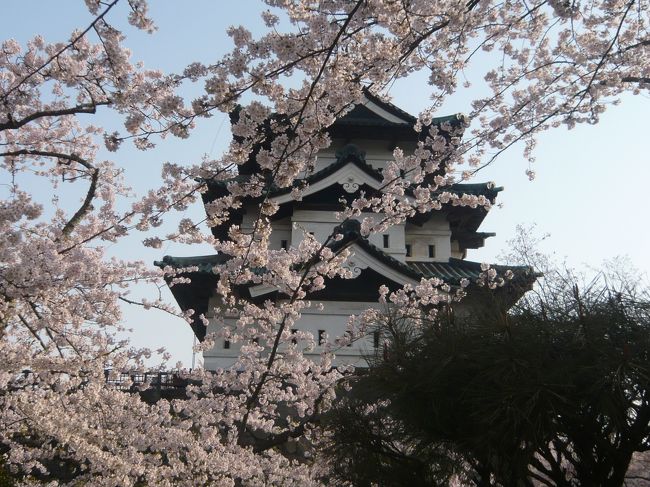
[373,331,380,349]
[428,244,436,258]
[383,234,390,248]
[318,329,326,346]
[405,244,412,257]
[224,340,230,349]
[281,239,288,250]
[291,329,298,345]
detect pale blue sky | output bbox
[3,2,649,366]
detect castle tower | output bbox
[157,92,537,370]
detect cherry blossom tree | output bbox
[1,0,648,484]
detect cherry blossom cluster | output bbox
[1,0,648,484]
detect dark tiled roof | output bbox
[331,220,534,285]
[157,220,538,341]
[362,89,418,124]
[157,251,536,294]
[204,150,502,203]
[157,221,534,287]
[328,220,423,281]
[333,104,409,127]
[358,90,465,128]
[154,254,229,273]
[326,90,466,141]
[202,148,383,201]
[441,183,503,197]
[408,259,537,285]
[333,110,463,130]
[465,231,497,239]
[229,91,467,175]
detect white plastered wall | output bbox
[290,209,406,261]
[404,215,452,262]
[202,300,382,370]
[450,240,465,259]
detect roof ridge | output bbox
[362,89,418,123]
[362,88,466,128]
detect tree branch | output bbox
[1,0,120,101]
[60,167,98,239]
[0,149,93,169]
[621,76,650,84]
[0,102,110,132]
[0,149,98,239]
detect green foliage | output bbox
[323,271,650,486]
[0,460,15,487]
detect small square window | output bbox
[318,329,326,346]
[428,244,436,258]
[383,234,390,248]
[224,340,230,349]
[405,244,412,257]
[281,239,288,250]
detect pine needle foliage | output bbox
[323,271,650,486]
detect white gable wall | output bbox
[315,139,418,173]
[236,206,409,261]
[238,201,453,266]
[289,210,407,261]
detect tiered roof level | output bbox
[157,92,537,369]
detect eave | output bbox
[154,254,229,341]
[204,154,503,206]
[157,222,538,342]
[231,90,466,176]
